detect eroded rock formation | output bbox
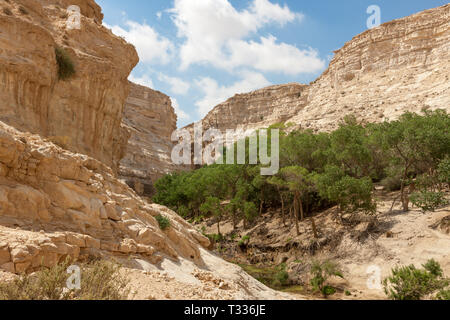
[186,4,450,135]
[0,0,292,299]
[0,0,138,173]
[0,120,211,273]
[120,82,178,196]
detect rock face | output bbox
[186,4,450,135]
[120,82,178,197]
[0,0,138,173]
[0,0,291,300]
[0,120,291,299]
[0,120,210,273]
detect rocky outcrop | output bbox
[287,3,450,131]
[120,82,178,196]
[0,120,209,273]
[186,4,450,135]
[191,83,308,133]
[0,120,292,299]
[0,0,138,173]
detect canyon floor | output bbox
[197,191,450,300]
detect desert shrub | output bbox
[436,289,450,300]
[0,259,130,300]
[238,235,250,247]
[310,260,343,297]
[380,176,402,192]
[410,191,448,212]
[206,233,223,243]
[273,263,289,287]
[438,157,450,185]
[77,260,130,300]
[383,259,449,300]
[155,214,171,230]
[55,47,75,80]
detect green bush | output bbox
[410,191,448,212]
[155,214,171,230]
[2,7,12,16]
[310,260,343,297]
[55,47,75,80]
[0,259,130,300]
[438,157,450,184]
[436,289,450,300]
[206,233,223,243]
[238,235,250,247]
[383,259,449,300]
[273,263,289,287]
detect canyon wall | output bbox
[120,82,178,196]
[0,0,138,173]
[0,0,290,299]
[186,4,449,136]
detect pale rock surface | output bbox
[184,4,450,137]
[119,82,178,196]
[0,0,138,173]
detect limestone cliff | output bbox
[0,0,138,172]
[120,82,178,196]
[186,4,450,135]
[0,121,291,299]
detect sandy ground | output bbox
[120,248,297,300]
[198,191,450,300]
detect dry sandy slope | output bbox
[120,248,297,300]
[335,201,450,300]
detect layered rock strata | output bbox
[0,0,138,173]
[185,4,450,136]
[119,82,178,196]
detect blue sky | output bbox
[97,0,448,127]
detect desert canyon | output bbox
[0,0,449,300]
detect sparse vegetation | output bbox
[55,47,75,80]
[238,263,291,290]
[155,214,171,230]
[2,7,12,15]
[383,259,449,300]
[410,191,448,212]
[238,235,250,247]
[310,260,344,298]
[0,259,130,300]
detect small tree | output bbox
[200,196,224,235]
[314,165,376,218]
[279,166,315,236]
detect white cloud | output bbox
[227,36,325,75]
[108,20,174,65]
[158,74,190,95]
[194,71,271,117]
[171,97,190,122]
[128,73,154,89]
[170,0,323,75]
